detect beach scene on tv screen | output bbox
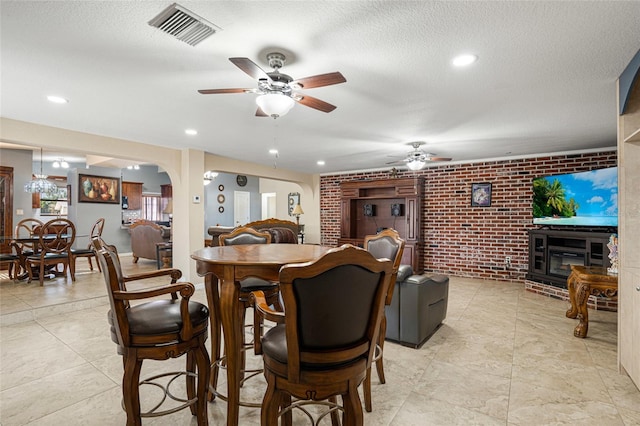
[533,167,618,227]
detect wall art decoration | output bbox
[78,174,120,204]
[471,183,492,207]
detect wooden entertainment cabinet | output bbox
[528,228,614,287]
[337,177,424,273]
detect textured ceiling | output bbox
[1,1,639,173]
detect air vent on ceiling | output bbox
[148,3,221,46]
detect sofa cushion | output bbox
[267,227,298,244]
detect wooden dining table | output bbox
[0,233,80,281]
[191,243,333,426]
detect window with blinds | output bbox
[142,194,162,221]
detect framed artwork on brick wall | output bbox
[471,183,492,207]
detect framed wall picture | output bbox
[78,174,121,204]
[471,183,492,207]
[288,192,300,216]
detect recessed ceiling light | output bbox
[47,95,68,104]
[269,149,278,155]
[317,160,325,166]
[185,129,198,135]
[452,54,478,67]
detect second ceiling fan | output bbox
[198,52,346,118]
[387,142,452,170]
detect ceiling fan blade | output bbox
[291,72,346,89]
[426,157,452,161]
[229,57,271,81]
[198,88,252,94]
[255,107,268,117]
[385,160,404,165]
[296,95,337,113]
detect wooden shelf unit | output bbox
[337,177,424,273]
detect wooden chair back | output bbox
[13,218,43,254]
[278,244,393,382]
[38,218,76,255]
[219,226,272,246]
[364,228,405,305]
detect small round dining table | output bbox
[191,243,333,426]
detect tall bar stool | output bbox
[210,227,281,405]
[92,237,210,425]
[362,228,405,412]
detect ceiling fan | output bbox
[387,142,452,170]
[198,52,346,118]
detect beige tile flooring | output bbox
[1,257,639,425]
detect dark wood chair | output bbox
[13,218,44,276]
[70,217,105,276]
[252,244,393,426]
[25,218,75,286]
[0,253,19,281]
[362,228,405,412]
[212,226,282,403]
[91,237,210,426]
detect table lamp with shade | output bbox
[292,203,304,227]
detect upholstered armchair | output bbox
[128,220,169,263]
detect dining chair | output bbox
[70,217,105,276]
[92,236,210,426]
[25,218,76,286]
[13,218,44,269]
[362,228,405,412]
[0,252,19,281]
[213,226,282,403]
[251,244,393,425]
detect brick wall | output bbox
[320,151,617,282]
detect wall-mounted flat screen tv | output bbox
[533,166,618,227]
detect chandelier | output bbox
[24,148,58,195]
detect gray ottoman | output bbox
[385,268,449,348]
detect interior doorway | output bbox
[234,191,250,226]
[261,192,276,219]
[0,166,14,255]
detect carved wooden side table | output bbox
[566,265,618,338]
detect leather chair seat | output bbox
[27,253,68,261]
[70,247,93,256]
[108,300,208,342]
[262,324,359,370]
[240,276,276,289]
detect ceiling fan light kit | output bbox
[386,141,452,170]
[407,159,426,171]
[256,92,295,117]
[199,52,345,117]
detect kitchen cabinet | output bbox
[122,181,143,210]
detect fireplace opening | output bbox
[549,250,586,278]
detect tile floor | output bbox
[1,257,639,425]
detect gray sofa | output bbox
[385,265,449,348]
